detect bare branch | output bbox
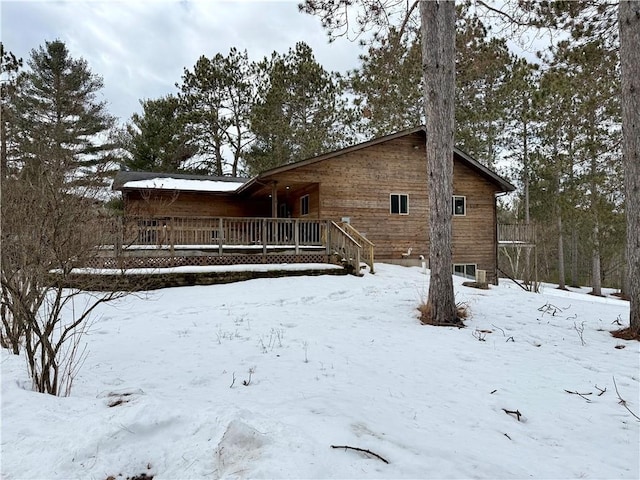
[612,376,640,422]
[564,389,593,403]
[331,445,389,464]
[396,0,419,42]
[502,408,522,421]
[475,0,528,27]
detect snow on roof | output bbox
[121,177,245,193]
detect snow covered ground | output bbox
[2,264,638,479]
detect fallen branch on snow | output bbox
[330,445,389,464]
[537,302,569,316]
[613,376,640,422]
[564,389,593,402]
[502,408,522,421]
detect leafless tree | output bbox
[1,163,129,395]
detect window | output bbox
[453,264,476,280]
[452,195,466,216]
[300,194,309,216]
[390,194,409,215]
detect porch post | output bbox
[115,217,123,258]
[271,181,278,218]
[325,220,331,256]
[218,217,223,256]
[262,219,267,256]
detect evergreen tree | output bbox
[13,40,115,182]
[473,0,638,339]
[455,8,512,169]
[179,48,254,176]
[502,57,539,226]
[568,40,621,296]
[1,41,126,391]
[0,43,23,177]
[533,64,576,289]
[348,28,423,137]
[346,5,512,167]
[120,94,197,172]
[421,0,458,324]
[245,42,350,174]
[619,0,640,336]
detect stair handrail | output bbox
[329,221,362,275]
[339,222,375,274]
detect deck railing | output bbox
[122,216,326,251]
[339,222,374,273]
[101,216,369,275]
[328,222,362,275]
[498,223,536,246]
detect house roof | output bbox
[238,126,515,193]
[112,171,250,193]
[113,127,515,196]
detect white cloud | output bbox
[2,1,363,123]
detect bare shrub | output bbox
[611,327,640,341]
[418,300,469,326]
[1,167,130,396]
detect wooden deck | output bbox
[97,216,372,275]
[498,223,536,247]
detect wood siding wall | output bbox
[261,132,501,279]
[451,161,499,280]
[123,191,270,218]
[119,131,504,280]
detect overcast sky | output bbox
[1,0,363,123]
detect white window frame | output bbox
[390,193,409,215]
[453,263,477,280]
[300,194,310,216]
[452,195,466,216]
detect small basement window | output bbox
[452,195,466,216]
[453,264,476,280]
[300,194,309,216]
[390,193,409,215]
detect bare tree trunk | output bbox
[523,122,530,226]
[620,0,640,333]
[557,214,566,289]
[591,220,602,296]
[521,99,531,296]
[553,145,566,290]
[588,108,602,296]
[570,228,579,287]
[421,0,457,324]
[1,113,6,175]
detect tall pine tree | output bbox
[120,94,197,173]
[178,48,254,176]
[245,42,349,174]
[13,40,115,182]
[0,43,23,177]
[346,4,512,167]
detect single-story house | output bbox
[112,126,515,281]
